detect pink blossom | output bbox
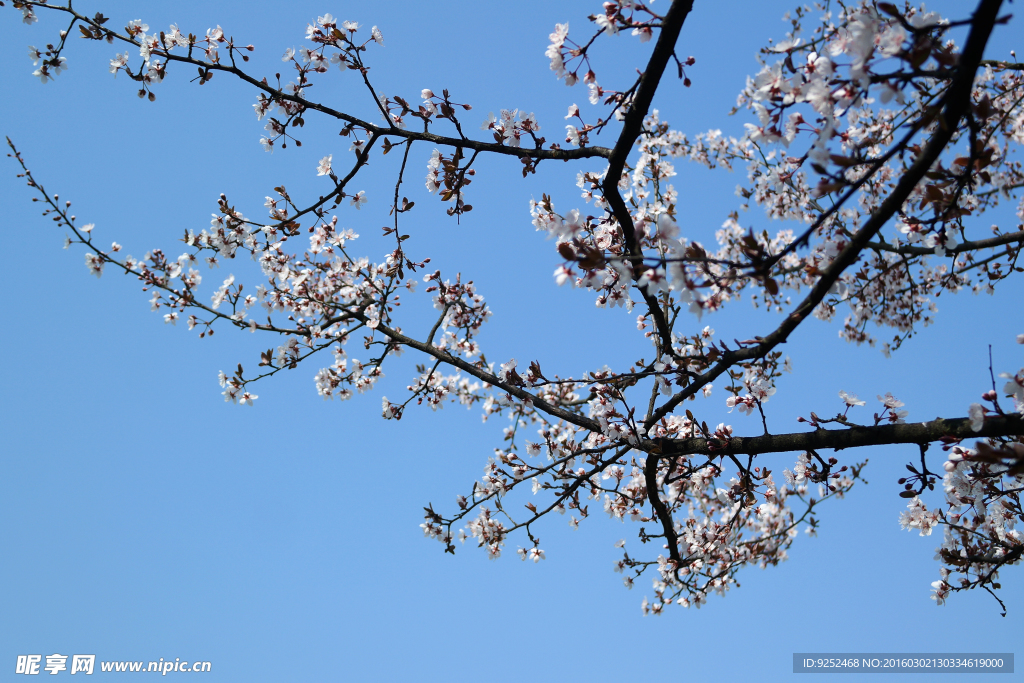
[316,154,332,176]
[968,403,985,432]
[839,390,865,407]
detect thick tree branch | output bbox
[980,59,1024,70]
[644,451,682,568]
[653,415,1024,457]
[866,230,1024,256]
[600,0,694,356]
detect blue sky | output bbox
[1,1,1022,681]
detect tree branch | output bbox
[349,314,605,435]
[653,415,1024,457]
[644,451,682,568]
[866,230,1024,256]
[600,0,694,356]
[23,2,614,163]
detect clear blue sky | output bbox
[1,1,1021,681]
